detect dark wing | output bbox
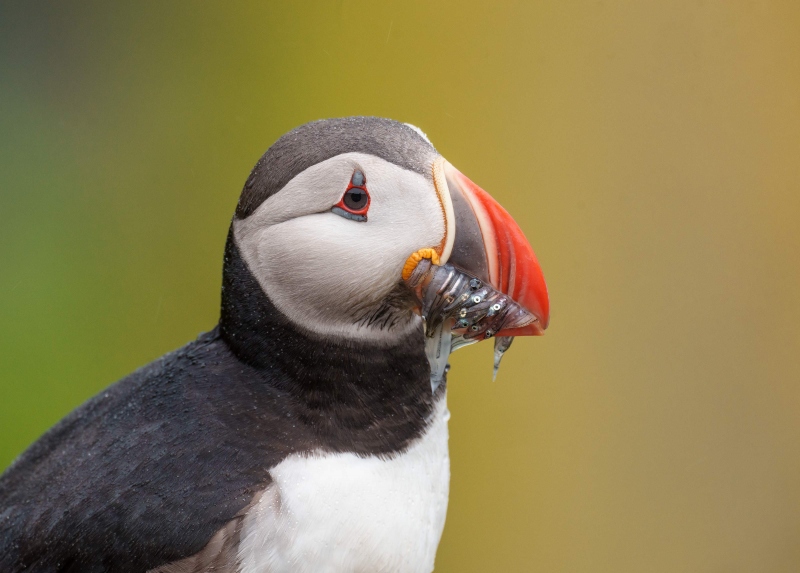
[0,329,302,573]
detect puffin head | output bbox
[222,117,548,359]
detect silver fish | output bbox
[405,259,539,391]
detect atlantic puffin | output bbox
[0,117,549,573]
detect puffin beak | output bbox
[439,159,550,336]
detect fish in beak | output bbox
[403,158,550,388]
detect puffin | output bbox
[0,117,549,573]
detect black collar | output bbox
[218,228,442,454]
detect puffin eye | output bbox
[332,169,370,222]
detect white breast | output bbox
[237,396,451,573]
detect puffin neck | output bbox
[218,228,437,413]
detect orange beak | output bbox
[442,160,549,336]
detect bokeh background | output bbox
[2,1,799,571]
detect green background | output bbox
[2,2,799,571]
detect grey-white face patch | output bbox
[233,152,447,343]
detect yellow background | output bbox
[2,2,799,570]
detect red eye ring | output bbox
[332,169,370,221]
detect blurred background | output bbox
[1,1,799,571]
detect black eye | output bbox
[343,188,368,211]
